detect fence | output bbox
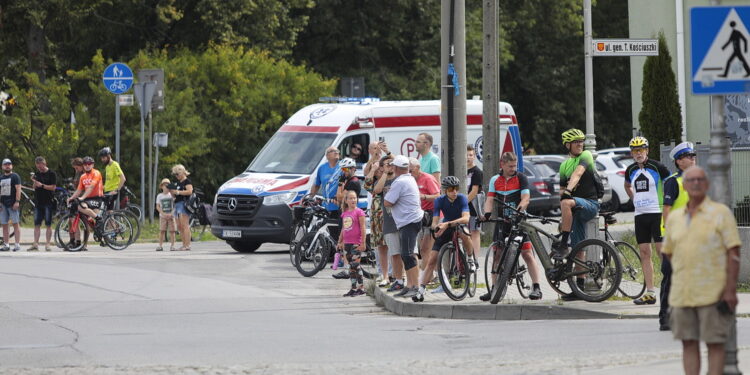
[660,142,750,226]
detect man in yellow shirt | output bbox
[662,166,741,375]
[99,147,126,210]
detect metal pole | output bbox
[148,111,153,224]
[154,145,159,219]
[708,95,741,375]
[115,96,120,162]
[482,0,500,202]
[139,85,146,223]
[583,0,596,152]
[441,0,467,190]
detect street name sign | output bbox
[103,62,134,95]
[591,39,658,56]
[691,6,750,95]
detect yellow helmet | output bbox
[561,128,585,145]
[629,136,649,148]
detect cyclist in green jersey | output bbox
[99,147,126,210]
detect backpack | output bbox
[591,170,605,199]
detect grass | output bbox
[136,222,217,243]
[619,230,663,287]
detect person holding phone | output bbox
[662,166,741,375]
[29,156,57,252]
[169,164,193,251]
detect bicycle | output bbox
[484,201,622,304]
[293,198,338,277]
[600,211,646,299]
[187,188,209,241]
[17,185,35,225]
[55,200,135,251]
[481,217,535,300]
[430,225,477,301]
[119,186,143,220]
[290,195,325,267]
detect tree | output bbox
[638,32,682,160]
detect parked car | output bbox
[596,154,631,212]
[522,158,561,216]
[598,147,631,157]
[524,154,613,210]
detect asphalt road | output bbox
[1,240,748,374]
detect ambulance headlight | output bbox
[264,192,296,205]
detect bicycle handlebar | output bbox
[494,201,561,225]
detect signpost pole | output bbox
[139,84,146,224]
[482,0,500,229]
[583,0,596,152]
[115,97,121,162]
[148,111,153,224]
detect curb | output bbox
[372,283,659,320]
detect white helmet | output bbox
[339,158,356,168]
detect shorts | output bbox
[369,207,385,248]
[670,303,733,344]
[468,216,481,232]
[634,213,663,244]
[398,221,422,269]
[571,197,599,248]
[432,226,456,251]
[174,201,188,216]
[159,214,176,231]
[34,204,55,227]
[81,197,104,211]
[0,205,20,225]
[385,232,401,257]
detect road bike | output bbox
[430,225,477,301]
[485,201,622,304]
[599,211,645,299]
[55,200,135,251]
[482,217,535,300]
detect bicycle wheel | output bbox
[490,242,518,304]
[614,241,645,299]
[127,204,143,221]
[516,250,533,299]
[20,200,34,225]
[467,260,478,298]
[56,213,88,252]
[118,209,141,245]
[294,232,330,277]
[289,223,306,267]
[102,213,133,250]
[484,242,502,293]
[566,239,622,302]
[188,214,207,241]
[437,243,470,301]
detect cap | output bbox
[160,178,171,186]
[669,142,695,160]
[1,158,11,165]
[392,155,409,168]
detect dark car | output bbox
[522,159,561,216]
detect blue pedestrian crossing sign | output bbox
[102,62,134,95]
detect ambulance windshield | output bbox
[246,132,336,174]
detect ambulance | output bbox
[211,98,524,253]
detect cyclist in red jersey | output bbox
[67,156,105,222]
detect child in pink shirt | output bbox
[338,191,367,297]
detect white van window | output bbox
[339,134,370,164]
[246,132,336,174]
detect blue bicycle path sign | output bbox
[691,6,750,95]
[103,63,134,95]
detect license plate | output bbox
[222,230,242,238]
[553,184,560,192]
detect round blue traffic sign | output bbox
[103,63,134,94]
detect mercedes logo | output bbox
[227,197,238,212]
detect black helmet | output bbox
[82,156,95,165]
[98,147,112,157]
[441,176,460,189]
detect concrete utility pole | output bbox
[482,0,500,199]
[441,0,468,191]
[583,0,596,152]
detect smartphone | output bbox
[166,183,178,190]
[378,136,385,142]
[717,300,733,315]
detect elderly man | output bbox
[662,166,741,375]
[384,155,424,298]
[409,157,440,266]
[310,146,342,241]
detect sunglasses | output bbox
[679,153,697,160]
[352,146,362,151]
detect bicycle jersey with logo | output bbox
[625,159,670,215]
[487,172,529,217]
[341,207,365,245]
[104,161,124,193]
[77,169,104,198]
[432,194,469,222]
[0,173,21,206]
[558,150,598,201]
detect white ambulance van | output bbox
[212,98,523,252]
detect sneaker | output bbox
[27,245,39,252]
[659,321,671,331]
[633,293,657,305]
[45,246,52,252]
[155,246,163,252]
[378,279,390,288]
[352,289,366,297]
[332,270,349,279]
[0,244,9,251]
[400,287,419,298]
[412,290,425,302]
[468,259,477,273]
[431,285,445,294]
[479,292,491,301]
[529,286,543,300]
[394,286,412,297]
[343,289,357,297]
[12,244,20,252]
[561,293,581,301]
[550,242,569,260]
[387,282,404,293]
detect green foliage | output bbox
[639,32,682,160]
[3,46,335,198]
